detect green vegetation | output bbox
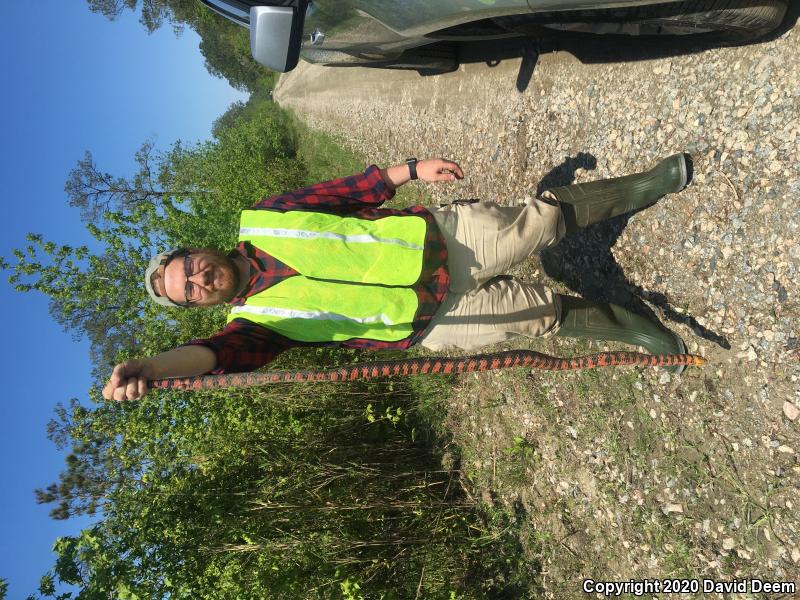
[3,70,533,597]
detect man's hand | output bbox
[416,158,464,183]
[102,359,155,402]
[101,346,217,402]
[380,158,464,190]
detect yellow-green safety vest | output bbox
[226,209,428,342]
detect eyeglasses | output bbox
[163,250,200,307]
[181,253,201,306]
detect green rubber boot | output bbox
[548,153,691,234]
[555,295,687,374]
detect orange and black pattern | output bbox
[149,350,706,391]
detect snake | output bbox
[148,349,706,390]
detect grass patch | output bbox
[286,108,366,183]
[286,106,441,209]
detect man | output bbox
[103,154,692,401]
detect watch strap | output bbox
[405,157,418,181]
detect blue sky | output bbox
[0,1,247,596]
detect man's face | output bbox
[155,249,240,307]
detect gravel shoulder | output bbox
[276,28,800,597]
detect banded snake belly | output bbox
[148,349,706,391]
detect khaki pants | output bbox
[419,196,565,351]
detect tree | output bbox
[64,141,177,223]
[211,100,249,139]
[6,97,303,370]
[194,10,275,92]
[84,0,276,92]
[86,0,182,33]
[212,87,277,140]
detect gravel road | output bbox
[276,22,800,593]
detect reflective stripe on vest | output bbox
[237,209,426,285]
[226,209,427,342]
[238,227,424,251]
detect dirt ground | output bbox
[276,22,800,599]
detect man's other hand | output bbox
[417,158,464,183]
[102,359,155,401]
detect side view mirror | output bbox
[250,5,305,73]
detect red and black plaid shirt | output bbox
[184,165,449,373]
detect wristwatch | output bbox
[405,157,418,180]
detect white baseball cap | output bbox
[144,248,184,307]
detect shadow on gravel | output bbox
[537,154,730,350]
[457,4,798,93]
